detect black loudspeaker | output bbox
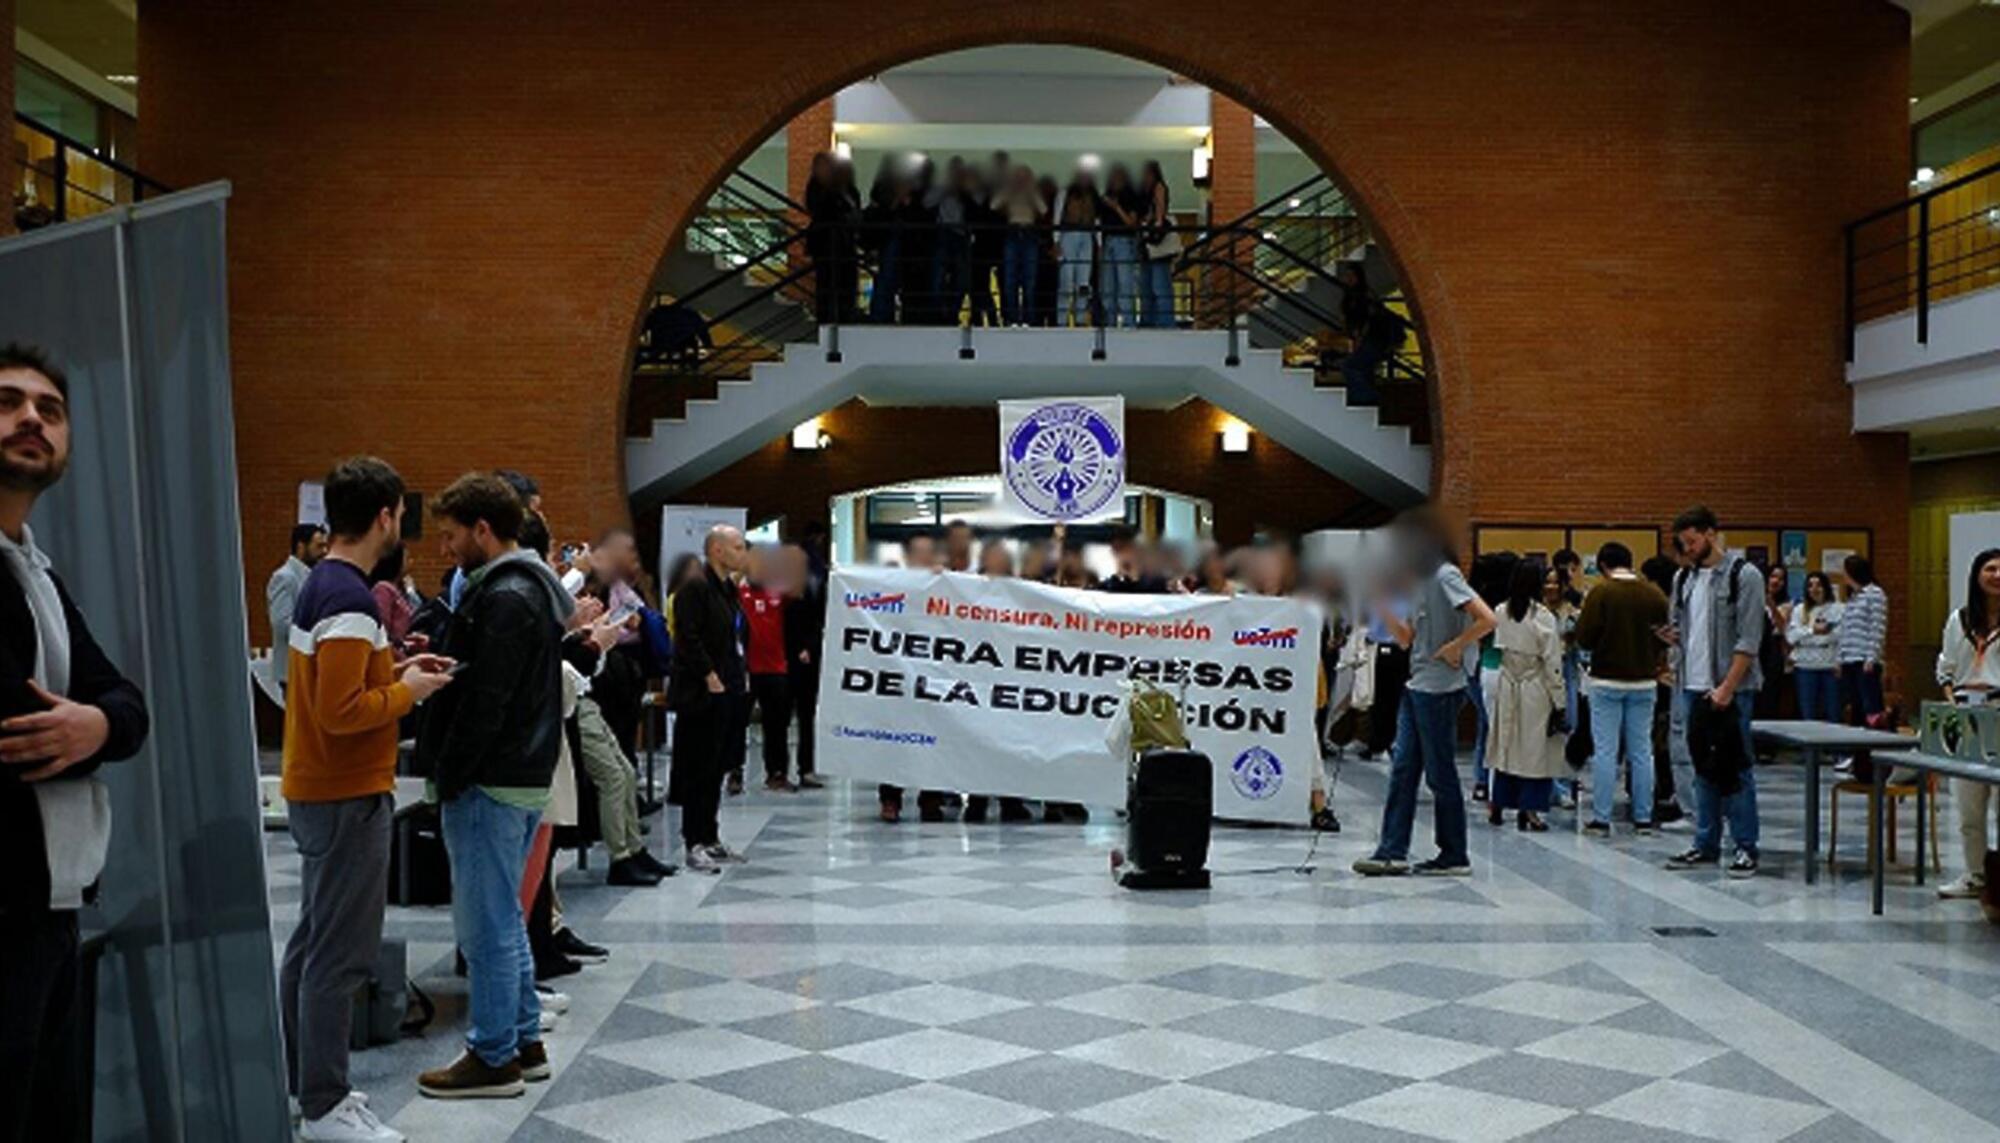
[1119,748,1213,890]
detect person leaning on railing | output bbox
[1935,547,2000,901]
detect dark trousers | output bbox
[1367,644,1410,754]
[672,701,726,849]
[0,907,82,1143]
[1840,661,1885,727]
[790,666,819,776]
[753,673,793,780]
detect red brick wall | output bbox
[787,99,834,211]
[675,399,1387,553]
[139,1,1913,653]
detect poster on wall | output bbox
[297,481,325,526]
[817,566,1319,824]
[1822,548,1856,577]
[998,396,1127,522]
[659,504,747,579]
[1780,531,1808,601]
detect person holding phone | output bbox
[279,457,452,1140]
[1661,506,1767,879]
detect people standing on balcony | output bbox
[994,165,1046,326]
[864,160,913,324]
[1787,571,1842,722]
[929,157,972,326]
[1034,175,1063,326]
[806,151,861,323]
[1099,164,1143,327]
[901,158,941,324]
[1057,172,1100,326]
[1837,554,1888,731]
[1937,548,2000,899]
[966,166,1003,327]
[1139,160,1176,328]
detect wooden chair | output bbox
[1829,767,1942,874]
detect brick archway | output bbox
[624,23,1457,499]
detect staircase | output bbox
[626,172,1435,512]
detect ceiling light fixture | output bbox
[105,74,138,85]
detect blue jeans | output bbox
[1101,236,1139,325]
[441,789,542,1067]
[1590,686,1656,826]
[1143,258,1174,327]
[1342,340,1385,404]
[1372,688,1469,865]
[1687,689,1759,858]
[1795,668,1839,723]
[1001,229,1038,324]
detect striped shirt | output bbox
[281,557,413,803]
[1837,583,1887,666]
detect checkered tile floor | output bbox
[266,750,2000,1143]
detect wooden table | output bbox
[1749,720,1915,886]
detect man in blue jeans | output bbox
[1573,542,1670,838]
[1661,507,1767,878]
[415,473,573,1098]
[1355,510,1497,877]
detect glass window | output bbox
[15,60,101,148]
[1917,85,2000,174]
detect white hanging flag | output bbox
[998,396,1127,522]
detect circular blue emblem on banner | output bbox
[1230,746,1284,801]
[1005,401,1125,521]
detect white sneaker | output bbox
[292,1092,367,1124]
[704,843,747,865]
[298,1092,402,1142]
[685,846,722,874]
[535,987,571,1015]
[539,1008,560,1033]
[1938,876,1986,899]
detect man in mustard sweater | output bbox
[280,457,453,1143]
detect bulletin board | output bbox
[1472,527,1568,563]
[1475,522,1871,601]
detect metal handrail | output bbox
[1843,159,2000,359]
[12,112,172,229]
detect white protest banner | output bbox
[998,396,1126,522]
[817,566,1319,824]
[660,504,746,579]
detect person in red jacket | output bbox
[739,548,797,791]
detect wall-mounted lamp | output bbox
[1191,140,1213,187]
[791,419,831,451]
[833,140,852,161]
[1219,419,1252,454]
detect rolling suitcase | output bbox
[1120,747,1212,890]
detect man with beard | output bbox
[416,472,572,1099]
[268,521,327,691]
[0,344,150,1138]
[278,457,453,1140]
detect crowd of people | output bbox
[256,459,844,1139]
[803,150,1182,329]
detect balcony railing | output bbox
[1845,159,2000,358]
[12,112,173,231]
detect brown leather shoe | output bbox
[517,1040,551,1082]
[418,1051,524,1099]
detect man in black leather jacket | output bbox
[414,472,572,1100]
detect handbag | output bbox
[1144,231,1183,261]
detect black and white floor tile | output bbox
[265,750,2000,1143]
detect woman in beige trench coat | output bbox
[1487,558,1568,831]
